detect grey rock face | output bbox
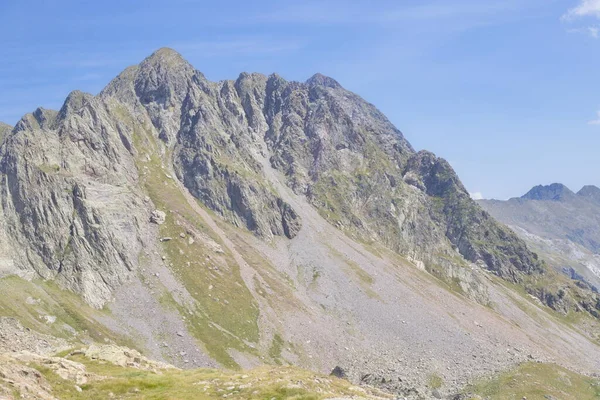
[403,151,544,280]
[0,90,146,307]
[102,49,302,240]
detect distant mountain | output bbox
[479,183,600,289]
[522,183,575,201]
[578,185,600,205]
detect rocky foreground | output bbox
[1,317,599,400]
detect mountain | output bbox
[1,49,600,399]
[579,184,600,205]
[522,183,576,201]
[479,183,600,291]
[0,122,11,144]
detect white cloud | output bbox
[470,192,484,200]
[563,0,600,21]
[589,110,600,125]
[568,25,600,37]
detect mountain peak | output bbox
[522,183,574,201]
[305,73,342,89]
[58,90,93,119]
[102,48,197,107]
[578,185,600,204]
[0,122,12,142]
[0,122,11,132]
[142,47,187,66]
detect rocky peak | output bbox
[13,106,59,133]
[306,73,342,89]
[57,91,94,121]
[0,122,12,143]
[32,107,58,129]
[101,47,201,145]
[134,47,196,102]
[522,183,575,201]
[578,185,600,204]
[404,150,544,279]
[403,150,466,197]
[142,47,188,67]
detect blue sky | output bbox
[1,0,599,199]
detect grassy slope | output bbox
[33,354,390,400]
[465,362,600,400]
[0,276,137,348]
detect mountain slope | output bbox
[1,49,600,398]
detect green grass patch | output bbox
[428,373,443,389]
[32,354,390,400]
[465,362,600,400]
[269,333,284,365]
[0,276,136,348]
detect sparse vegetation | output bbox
[29,354,391,400]
[464,362,600,400]
[269,333,285,364]
[427,373,443,389]
[124,107,260,368]
[0,276,137,349]
[326,244,380,299]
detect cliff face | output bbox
[1,48,600,398]
[0,94,147,307]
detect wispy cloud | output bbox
[562,1,600,39]
[470,192,484,200]
[562,0,600,21]
[568,25,600,37]
[589,110,600,125]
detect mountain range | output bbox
[0,48,599,399]
[480,183,600,292]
